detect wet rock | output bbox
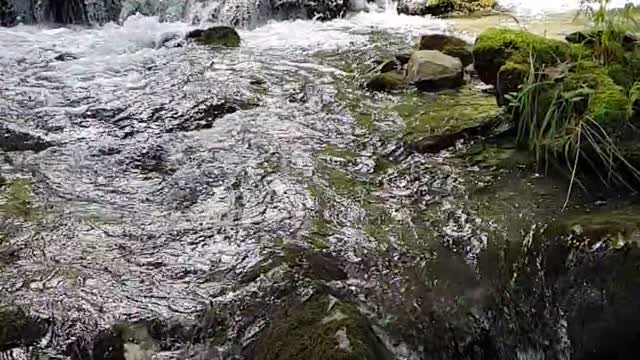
[0,121,53,152]
[168,98,259,132]
[401,87,503,153]
[66,319,193,360]
[246,293,392,360]
[417,33,473,67]
[377,59,401,73]
[397,0,496,17]
[406,50,464,91]
[365,72,407,92]
[52,52,78,62]
[0,0,17,26]
[154,31,183,49]
[0,307,49,351]
[185,26,241,48]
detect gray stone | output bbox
[0,121,53,152]
[406,50,464,91]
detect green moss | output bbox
[365,72,407,92]
[473,28,590,88]
[497,61,529,98]
[546,209,640,249]
[253,294,388,360]
[423,0,496,16]
[563,61,628,124]
[320,145,358,160]
[400,87,503,152]
[2,179,34,218]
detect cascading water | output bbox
[2,0,640,359]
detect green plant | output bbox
[576,0,639,64]
[508,57,640,209]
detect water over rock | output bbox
[0,121,53,152]
[186,26,241,47]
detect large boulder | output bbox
[406,50,464,91]
[398,0,496,17]
[186,26,241,48]
[473,28,589,94]
[417,33,473,66]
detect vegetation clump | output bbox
[473,28,589,94]
[252,294,390,360]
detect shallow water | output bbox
[0,1,626,358]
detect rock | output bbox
[248,293,391,360]
[417,33,473,67]
[365,72,407,92]
[406,50,464,91]
[537,209,640,359]
[52,52,78,62]
[566,30,638,51]
[0,307,49,351]
[473,28,589,92]
[186,26,241,48]
[397,0,496,17]
[167,98,259,132]
[0,121,53,152]
[0,0,16,26]
[395,52,412,65]
[377,59,401,73]
[155,31,184,49]
[401,86,503,153]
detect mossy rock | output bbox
[398,0,496,17]
[365,71,407,92]
[607,48,640,91]
[562,61,628,125]
[0,307,48,351]
[473,28,589,91]
[252,293,391,360]
[401,87,504,153]
[417,34,473,67]
[185,26,241,48]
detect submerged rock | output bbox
[0,121,53,152]
[52,52,78,62]
[401,87,503,153]
[397,0,496,17]
[417,33,473,67]
[247,293,391,360]
[365,72,407,92]
[0,0,17,26]
[186,26,241,48]
[406,50,464,91]
[0,307,48,351]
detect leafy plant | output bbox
[576,0,639,64]
[508,57,640,209]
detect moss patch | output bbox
[253,294,388,360]
[400,87,503,153]
[1,179,35,218]
[473,28,589,90]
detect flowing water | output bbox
[0,1,637,358]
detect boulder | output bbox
[417,33,473,67]
[365,72,407,92]
[473,28,589,93]
[406,50,464,91]
[186,26,241,48]
[397,0,496,17]
[0,0,16,26]
[0,121,53,152]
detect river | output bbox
[0,0,636,358]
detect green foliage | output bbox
[576,0,639,64]
[508,59,640,203]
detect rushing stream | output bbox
[1,0,640,359]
